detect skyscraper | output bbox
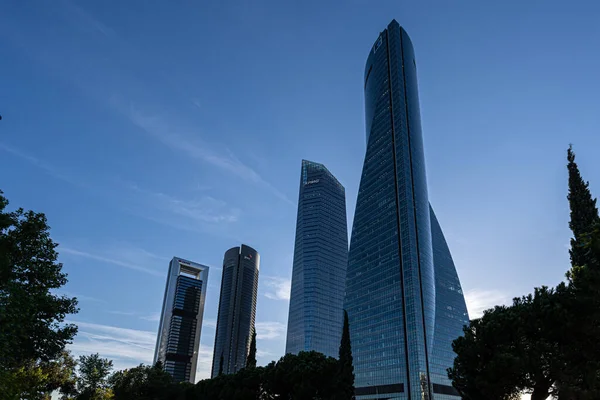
[154,257,209,383]
[345,20,469,399]
[211,245,260,378]
[285,160,348,358]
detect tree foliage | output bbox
[110,362,180,400]
[337,310,355,400]
[567,145,600,269]
[0,190,79,398]
[75,353,113,399]
[449,146,600,400]
[0,351,78,400]
[246,327,257,369]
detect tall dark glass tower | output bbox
[285,160,348,358]
[345,20,469,399]
[211,245,260,378]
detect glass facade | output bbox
[345,20,469,399]
[211,245,260,377]
[429,206,470,398]
[285,160,348,358]
[154,258,209,383]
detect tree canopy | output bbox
[0,190,79,399]
[449,146,600,400]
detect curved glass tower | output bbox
[345,20,468,399]
[211,245,260,378]
[285,160,348,358]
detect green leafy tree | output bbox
[567,145,599,269]
[449,304,525,400]
[0,190,79,397]
[0,351,77,400]
[246,327,257,369]
[110,362,178,400]
[264,351,339,399]
[558,225,600,399]
[450,286,569,400]
[337,310,355,400]
[76,353,113,400]
[450,147,600,400]
[0,191,79,369]
[560,146,600,398]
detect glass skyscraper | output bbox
[154,257,209,383]
[211,245,260,378]
[285,160,348,358]
[345,20,469,399]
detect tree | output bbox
[561,146,600,398]
[449,304,526,400]
[76,353,113,399]
[246,327,257,369]
[450,286,569,400]
[449,147,600,400]
[558,224,600,399]
[0,190,79,397]
[263,351,339,399]
[0,351,77,400]
[218,353,224,376]
[567,145,599,269]
[110,362,178,400]
[0,191,79,369]
[338,310,355,399]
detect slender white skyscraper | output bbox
[154,257,209,383]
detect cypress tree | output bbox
[218,353,224,376]
[246,327,257,368]
[567,145,599,268]
[338,310,355,400]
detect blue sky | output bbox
[2,0,600,382]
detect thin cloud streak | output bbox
[139,313,161,322]
[128,184,240,224]
[60,247,164,277]
[0,143,89,189]
[68,320,155,370]
[54,290,107,304]
[121,104,293,206]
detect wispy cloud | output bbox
[119,104,292,205]
[60,247,164,277]
[203,319,217,329]
[263,276,291,301]
[60,0,116,38]
[255,321,286,340]
[195,344,214,381]
[464,289,512,319]
[191,99,202,110]
[68,320,155,370]
[128,184,240,224]
[0,143,89,189]
[107,311,137,317]
[54,290,107,304]
[70,320,215,380]
[139,312,161,322]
